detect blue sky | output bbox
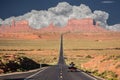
[0,0,120,25]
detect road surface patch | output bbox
[24,67,48,80]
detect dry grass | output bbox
[0,32,120,79]
[63,39,120,49]
[20,50,59,65]
[0,39,60,50]
[0,39,60,65]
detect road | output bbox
[0,34,100,80]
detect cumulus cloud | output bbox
[0,18,3,25]
[70,4,92,19]
[108,24,120,31]
[101,0,115,4]
[0,2,114,30]
[92,10,109,28]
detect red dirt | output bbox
[81,54,120,77]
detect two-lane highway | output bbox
[0,34,100,80]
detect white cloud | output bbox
[108,24,120,31]
[48,2,73,17]
[0,18,3,23]
[70,4,92,19]
[2,2,119,31]
[0,18,3,26]
[92,10,109,28]
[101,1,115,4]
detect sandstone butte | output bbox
[0,20,31,33]
[0,18,108,39]
[0,18,107,33]
[0,20,39,39]
[39,18,107,32]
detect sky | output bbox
[0,0,120,25]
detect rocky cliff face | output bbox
[0,18,107,33]
[39,18,107,32]
[0,18,108,39]
[63,18,106,32]
[0,20,39,39]
[0,20,31,33]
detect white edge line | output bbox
[81,71,97,80]
[77,70,97,80]
[24,67,49,80]
[0,68,40,77]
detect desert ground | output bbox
[0,32,120,80]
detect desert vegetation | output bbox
[0,32,120,80]
[0,49,58,74]
[0,54,40,74]
[64,50,120,80]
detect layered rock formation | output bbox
[63,18,106,32]
[0,18,107,33]
[0,18,108,39]
[0,20,31,33]
[0,20,39,39]
[39,18,107,32]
